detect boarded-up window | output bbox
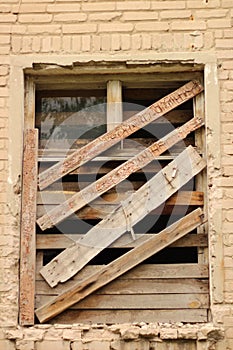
[20,70,208,325]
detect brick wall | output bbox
[0,1,233,349]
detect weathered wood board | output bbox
[37,117,204,230]
[49,309,208,324]
[36,232,207,250]
[40,146,206,287]
[19,129,38,325]
[38,80,203,190]
[36,208,205,322]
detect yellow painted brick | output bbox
[99,23,133,33]
[27,24,61,34]
[63,24,97,34]
[62,36,71,52]
[216,38,233,49]
[160,10,192,19]
[82,2,115,11]
[131,33,141,50]
[0,76,8,87]
[121,34,131,50]
[92,35,101,51]
[18,13,53,23]
[204,31,214,49]
[151,1,185,9]
[81,35,91,52]
[0,5,11,13]
[41,36,52,53]
[152,34,162,50]
[222,0,233,7]
[21,36,31,53]
[196,9,229,18]
[171,21,206,31]
[0,36,10,45]
[72,36,81,52]
[89,12,122,21]
[0,14,16,23]
[54,13,87,22]
[51,36,61,52]
[111,33,120,51]
[11,24,27,34]
[135,22,169,32]
[117,1,150,10]
[101,34,111,51]
[0,46,10,55]
[122,11,158,21]
[207,19,232,28]
[187,0,220,8]
[12,3,46,13]
[224,30,233,38]
[0,25,11,34]
[31,36,41,52]
[47,3,80,12]
[141,33,151,50]
[22,0,54,2]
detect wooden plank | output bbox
[37,190,203,205]
[107,80,122,131]
[36,263,209,281]
[36,293,209,310]
[24,77,35,128]
[37,117,204,230]
[38,80,203,190]
[49,309,208,324]
[39,146,206,287]
[36,208,205,322]
[19,129,38,325]
[36,278,209,296]
[36,233,208,250]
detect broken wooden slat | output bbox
[36,207,205,322]
[37,116,204,230]
[39,146,206,287]
[38,80,203,190]
[19,129,38,325]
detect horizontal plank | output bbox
[49,309,208,324]
[36,293,209,310]
[36,278,209,296]
[36,263,209,281]
[36,233,207,250]
[37,191,203,206]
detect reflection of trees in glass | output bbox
[41,97,106,114]
[39,96,107,143]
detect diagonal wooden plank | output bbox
[35,207,205,322]
[40,146,206,287]
[38,80,203,190]
[37,116,204,230]
[19,129,38,325]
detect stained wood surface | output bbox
[37,117,203,230]
[36,278,209,296]
[49,309,208,324]
[36,233,207,250]
[36,208,205,322]
[38,80,203,189]
[39,146,206,287]
[36,293,209,310]
[19,129,38,325]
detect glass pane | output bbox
[36,90,107,151]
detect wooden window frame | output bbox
[17,59,221,326]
